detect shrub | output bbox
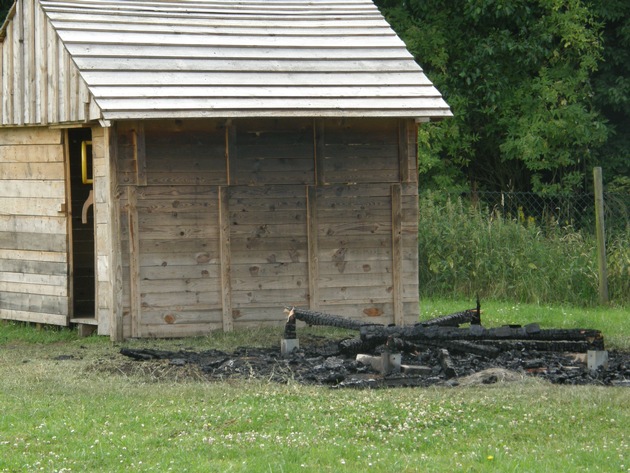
[418,193,627,306]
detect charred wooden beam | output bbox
[360,323,604,349]
[420,309,481,327]
[476,339,604,353]
[286,306,365,331]
[339,337,381,355]
[421,296,482,327]
[284,312,297,340]
[439,349,457,378]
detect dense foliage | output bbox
[0,0,12,24]
[376,0,629,194]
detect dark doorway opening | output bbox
[68,128,95,318]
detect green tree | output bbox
[377,0,608,193]
[1,0,13,24]
[591,0,630,192]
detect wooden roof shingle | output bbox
[32,0,453,120]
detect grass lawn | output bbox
[1,299,628,472]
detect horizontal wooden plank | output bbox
[0,128,62,145]
[137,224,219,240]
[135,185,220,200]
[231,287,309,305]
[147,155,226,173]
[230,274,307,291]
[0,215,67,234]
[0,249,67,263]
[140,292,222,310]
[144,172,227,186]
[0,162,65,179]
[139,265,221,280]
[134,240,220,260]
[230,249,308,265]
[96,96,448,111]
[317,221,392,237]
[231,262,308,278]
[229,226,307,241]
[0,308,69,326]
[0,291,69,315]
[57,30,403,48]
[0,281,68,297]
[82,71,429,87]
[0,268,66,284]
[0,197,67,217]
[0,180,66,198]
[69,44,411,61]
[0,265,66,283]
[138,322,223,338]
[49,13,389,30]
[139,308,222,325]
[138,278,221,294]
[102,108,453,120]
[137,213,218,228]
[46,2,379,18]
[75,57,418,73]
[135,198,219,213]
[0,144,64,163]
[53,20,393,37]
[228,209,306,226]
[0,230,67,251]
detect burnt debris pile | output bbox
[120,304,630,388]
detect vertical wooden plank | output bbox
[80,79,90,122]
[61,49,70,122]
[48,22,58,124]
[314,119,325,185]
[306,186,320,310]
[3,24,13,124]
[27,0,36,124]
[593,167,608,304]
[0,32,4,125]
[36,5,48,125]
[104,126,123,341]
[218,186,233,332]
[132,122,147,186]
[408,120,418,184]
[226,123,237,185]
[127,186,141,336]
[70,60,78,121]
[63,129,74,319]
[69,54,80,121]
[391,183,404,325]
[13,3,23,125]
[398,119,410,183]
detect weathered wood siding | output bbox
[0,0,96,127]
[0,127,69,325]
[112,118,418,338]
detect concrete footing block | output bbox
[281,338,299,357]
[587,350,608,371]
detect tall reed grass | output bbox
[418,193,629,306]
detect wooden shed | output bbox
[0,0,451,340]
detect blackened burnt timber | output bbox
[419,309,481,327]
[420,296,481,327]
[359,323,605,350]
[286,306,365,331]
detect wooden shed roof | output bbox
[4,0,452,122]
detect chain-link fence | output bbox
[445,190,629,237]
[418,189,629,305]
